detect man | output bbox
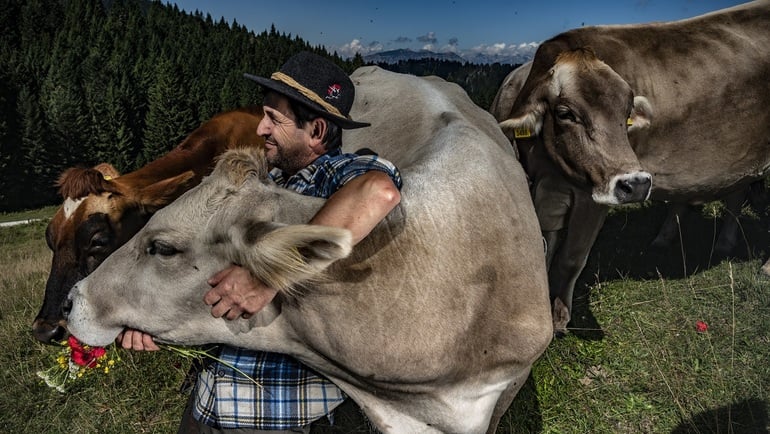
[118,51,402,433]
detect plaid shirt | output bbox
[192,148,402,429]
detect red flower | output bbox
[696,320,709,333]
[67,336,107,368]
[67,336,83,351]
[38,337,120,392]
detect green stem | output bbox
[160,345,264,390]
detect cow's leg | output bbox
[649,203,688,249]
[713,182,766,258]
[713,191,745,258]
[542,230,561,270]
[548,192,608,336]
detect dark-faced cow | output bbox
[33,107,264,343]
[498,1,770,333]
[66,67,553,433]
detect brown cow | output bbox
[33,107,264,343]
[491,60,764,335]
[498,1,770,333]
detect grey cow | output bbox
[67,67,553,433]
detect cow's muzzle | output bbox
[32,318,68,344]
[612,172,652,204]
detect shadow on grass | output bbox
[500,373,544,433]
[587,201,770,283]
[671,398,769,434]
[567,200,770,340]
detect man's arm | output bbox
[205,170,401,318]
[309,170,401,244]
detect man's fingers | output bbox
[225,308,242,321]
[142,333,160,351]
[203,288,222,306]
[207,266,234,286]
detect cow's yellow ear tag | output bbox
[626,117,634,126]
[103,175,113,181]
[514,127,532,138]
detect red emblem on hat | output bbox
[326,84,341,100]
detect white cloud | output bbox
[416,32,438,44]
[335,38,383,57]
[464,41,539,59]
[441,43,460,53]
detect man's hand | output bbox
[117,329,160,351]
[204,265,279,320]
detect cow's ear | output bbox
[499,79,547,140]
[93,163,121,179]
[136,171,198,212]
[228,222,353,293]
[628,96,653,132]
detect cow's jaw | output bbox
[66,280,124,347]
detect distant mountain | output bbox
[363,47,536,65]
[363,49,466,64]
[461,51,535,66]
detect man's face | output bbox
[258,92,315,174]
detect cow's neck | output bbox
[272,187,327,225]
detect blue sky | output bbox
[168,1,747,59]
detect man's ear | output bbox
[310,117,327,141]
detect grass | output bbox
[1,202,769,433]
[0,205,58,224]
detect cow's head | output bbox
[500,47,653,205]
[33,165,196,343]
[67,147,352,347]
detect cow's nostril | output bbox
[618,179,634,194]
[32,319,68,344]
[614,174,651,204]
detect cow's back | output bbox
[546,1,770,200]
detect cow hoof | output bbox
[552,298,570,337]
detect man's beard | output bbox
[266,143,310,175]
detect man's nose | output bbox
[257,116,271,136]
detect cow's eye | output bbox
[555,106,578,123]
[146,240,179,256]
[90,232,110,249]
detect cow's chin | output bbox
[68,323,123,348]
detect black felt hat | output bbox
[244,51,369,129]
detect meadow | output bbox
[1,202,768,433]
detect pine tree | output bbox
[0,0,358,210]
[140,57,195,165]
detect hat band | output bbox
[271,72,346,119]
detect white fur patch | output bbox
[549,62,577,96]
[63,197,85,219]
[442,378,512,432]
